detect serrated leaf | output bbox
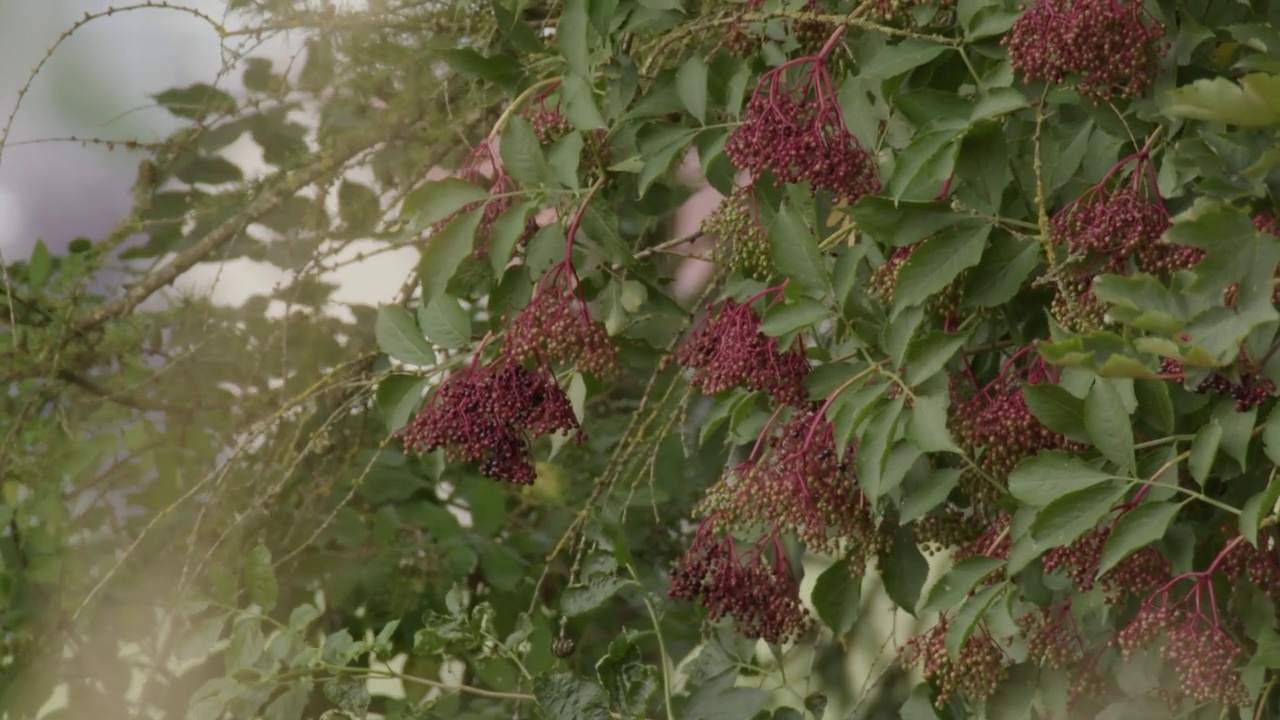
[534,673,611,720]
[860,40,951,80]
[502,116,553,186]
[560,74,607,130]
[1022,383,1087,440]
[403,178,489,231]
[894,223,988,309]
[1164,73,1280,127]
[417,295,471,349]
[559,0,591,76]
[375,374,429,432]
[636,123,698,196]
[962,234,1039,307]
[245,545,278,612]
[945,584,1003,658]
[375,305,436,365]
[1097,501,1184,579]
[1242,478,1280,547]
[1265,403,1280,467]
[883,525,929,615]
[759,297,828,337]
[923,556,1004,613]
[904,331,969,385]
[887,124,966,200]
[1031,483,1127,551]
[1084,379,1136,474]
[846,197,965,248]
[811,561,861,633]
[676,55,708,123]
[1189,421,1222,486]
[900,468,962,523]
[595,637,658,717]
[1008,452,1112,507]
[768,204,830,293]
[420,208,483,304]
[562,575,630,617]
[905,394,961,453]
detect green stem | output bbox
[629,568,675,720]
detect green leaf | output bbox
[1097,501,1185,579]
[420,208,483,304]
[323,676,370,719]
[1164,73,1280,127]
[923,556,1004,613]
[402,179,488,231]
[636,123,699,196]
[962,234,1039,308]
[437,48,523,87]
[226,616,265,672]
[488,201,536,273]
[562,556,630,617]
[560,74,607,130]
[264,683,311,720]
[882,525,929,616]
[856,397,905,501]
[559,0,591,76]
[153,83,235,119]
[759,297,828,337]
[1084,379,1136,474]
[860,40,951,80]
[946,583,1003,658]
[676,55,708,123]
[1031,483,1127,551]
[811,561,861,634]
[887,124,966,200]
[1022,383,1087,441]
[1008,452,1112,507]
[1189,421,1223,486]
[375,305,436,365]
[846,197,964,248]
[502,116,553,186]
[534,673,611,720]
[595,637,658,717]
[26,240,51,289]
[894,223,989,309]
[1133,379,1175,434]
[1242,479,1280,548]
[245,545,278,612]
[417,295,471,349]
[768,204,830,293]
[375,375,429,432]
[900,468,962,523]
[905,394,961,453]
[904,331,969,385]
[1265,403,1280,466]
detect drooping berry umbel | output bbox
[700,186,772,280]
[724,30,879,205]
[505,260,618,377]
[397,361,581,484]
[676,288,811,406]
[1004,0,1167,102]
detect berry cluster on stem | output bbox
[676,285,811,406]
[723,29,880,205]
[701,186,772,280]
[432,140,517,258]
[505,259,618,376]
[1160,357,1276,412]
[1004,0,1167,102]
[522,85,610,178]
[398,359,581,484]
[668,517,813,644]
[899,615,1009,706]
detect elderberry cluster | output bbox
[951,365,1084,504]
[1042,524,1169,602]
[398,362,581,484]
[1004,0,1167,102]
[523,100,609,178]
[676,297,811,406]
[1018,603,1083,670]
[724,67,879,205]
[700,411,878,563]
[702,187,772,279]
[669,527,813,644]
[900,617,1009,706]
[1118,606,1248,706]
[1051,186,1199,276]
[1161,359,1276,412]
[505,266,618,376]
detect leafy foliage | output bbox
[5,0,1280,718]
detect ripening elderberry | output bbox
[398,362,582,484]
[1004,0,1167,102]
[1162,358,1277,412]
[702,186,772,280]
[1018,603,1083,670]
[1043,524,1169,603]
[699,410,876,565]
[505,261,618,376]
[523,95,609,179]
[724,52,879,205]
[900,617,1009,706]
[868,242,966,317]
[669,524,814,644]
[676,295,811,406]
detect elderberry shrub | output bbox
[668,525,813,645]
[398,362,581,484]
[676,297,811,406]
[1004,0,1167,102]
